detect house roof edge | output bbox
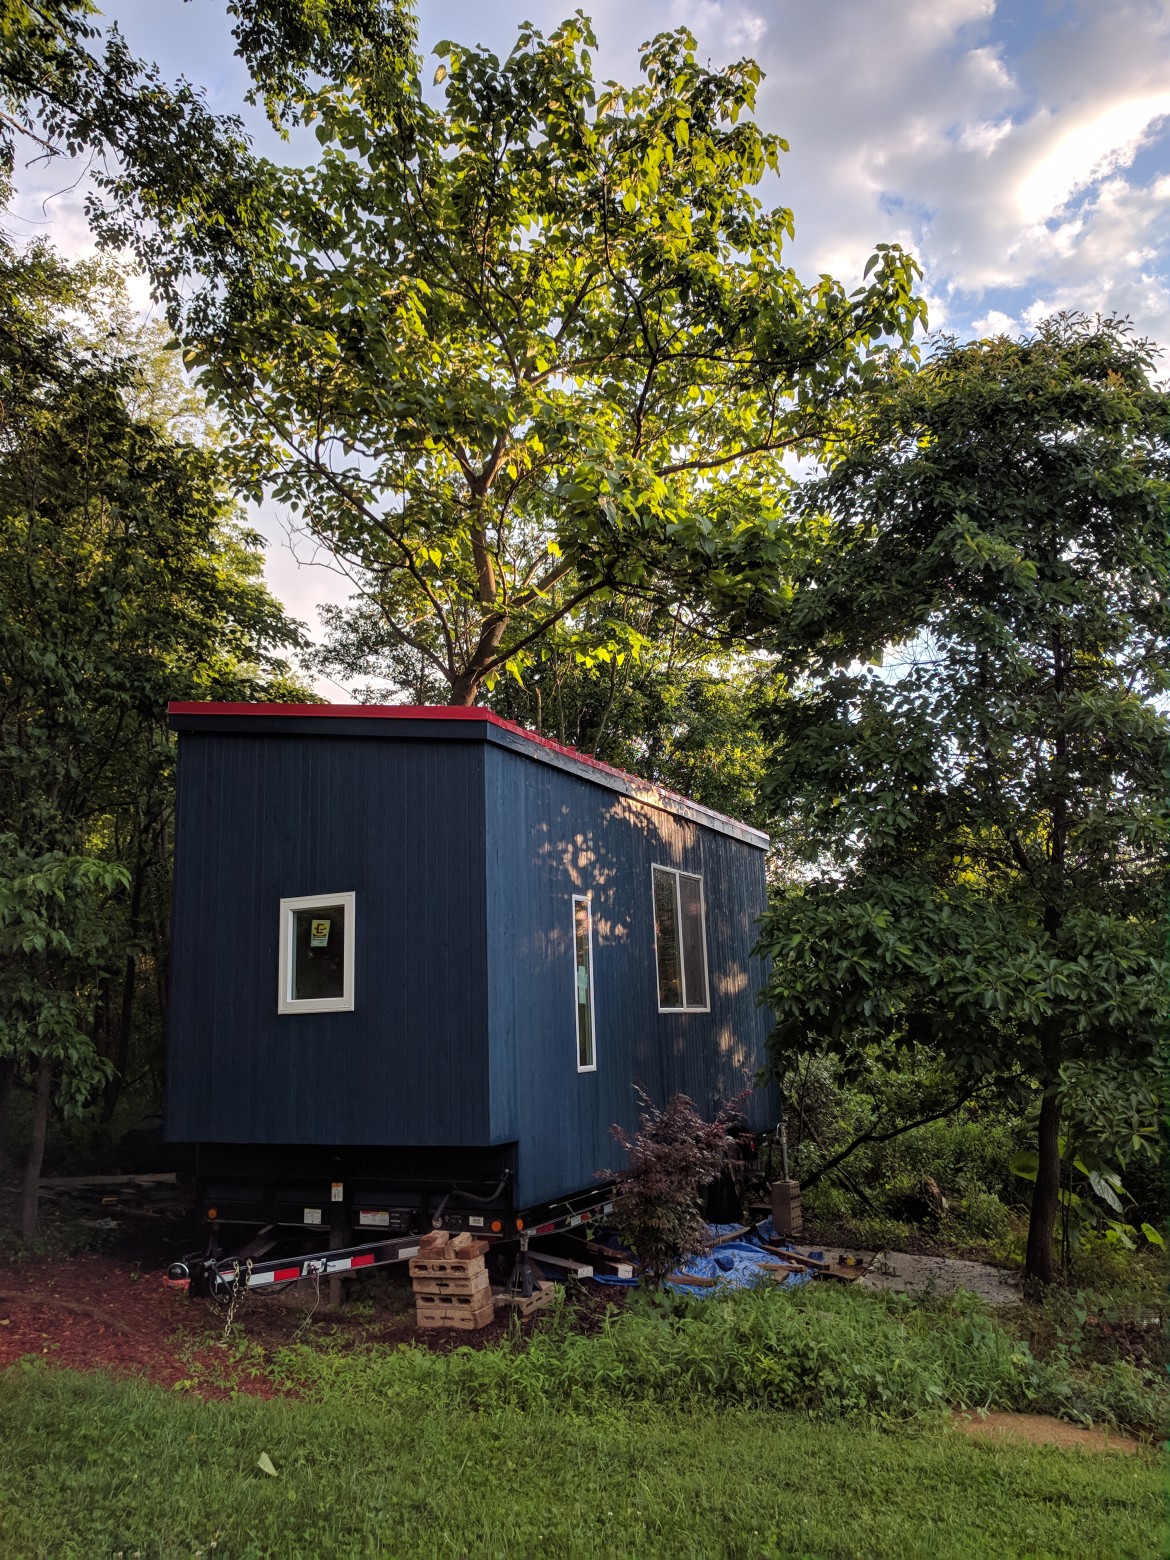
[166,702,770,850]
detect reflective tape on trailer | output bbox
[218,1240,421,1290]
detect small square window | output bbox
[278,892,355,1014]
[652,866,709,1012]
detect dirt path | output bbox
[861,1249,1022,1305]
[950,1410,1149,1455]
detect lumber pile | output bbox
[409,1230,493,1330]
[8,1171,188,1222]
[758,1235,871,1283]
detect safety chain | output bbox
[221,1258,253,1340]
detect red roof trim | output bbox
[167,702,483,722]
[166,702,768,844]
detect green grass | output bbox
[0,1362,1165,1560]
[272,1282,1169,1436]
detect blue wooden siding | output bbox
[166,733,492,1145]
[483,743,776,1208]
[166,712,775,1211]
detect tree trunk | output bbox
[0,1055,14,1168]
[1024,1086,1061,1288]
[100,947,138,1124]
[20,1057,53,1241]
[447,673,480,706]
[102,844,153,1122]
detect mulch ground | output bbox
[0,1211,620,1400]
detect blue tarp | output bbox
[577,1221,814,1296]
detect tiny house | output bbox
[165,703,777,1238]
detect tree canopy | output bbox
[156,16,924,704]
[756,316,1170,1285]
[0,244,309,1228]
[0,0,416,262]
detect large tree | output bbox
[0,246,308,1231]
[755,316,1169,1287]
[318,589,774,823]
[160,16,924,705]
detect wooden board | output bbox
[580,1238,635,1264]
[493,1281,556,1317]
[536,1235,634,1278]
[758,1242,828,1272]
[710,1226,751,1247]
[760,1260,801,1278]
[530,1250,594,1278]
[817,1264,869,1283]
[412,1267,491,1300]
[409,1255,486,1280]
[38,1172,179,1188]
[416,1298,494,1331]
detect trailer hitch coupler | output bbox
[164,1261,191,1293]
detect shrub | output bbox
[273,1282,1168,1435]
[949,1190,1015,1245]
[603,1088,740,1290]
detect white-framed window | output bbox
[572,893,597,1072]
[652,865,709,1013]
[278,891,356,1014]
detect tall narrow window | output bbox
[278,892,356,1014]
[572,895,597,1072]
[652,867,682,1008]
[652,866,709,1012]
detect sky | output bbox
[9,0,1170,663]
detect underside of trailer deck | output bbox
[167,1141,617,1299]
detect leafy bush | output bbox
[870,1114,1021,1206]
[950,1189,1016,1245]
[790,1058,1025,1190]
[273,1283,1168,1435]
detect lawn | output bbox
[0,1362,1164,1560]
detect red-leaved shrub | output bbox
[605,1087,744,1292]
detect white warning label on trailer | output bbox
[304,1207,322,1225]
[358,1210,390,1227]
[468,1215,484,1228]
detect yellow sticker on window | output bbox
[310,918,331,947]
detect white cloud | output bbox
[1016,92,1170,221]
[671,0,766,50]
[970,307,1018,335]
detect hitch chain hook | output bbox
[221,1258,253,1340]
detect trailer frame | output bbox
[168,1183,617,1300]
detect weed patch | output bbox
[274,1282,1168,1436]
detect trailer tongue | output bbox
[167,1232,425,1300]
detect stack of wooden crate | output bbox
[409,1230,493,1330]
